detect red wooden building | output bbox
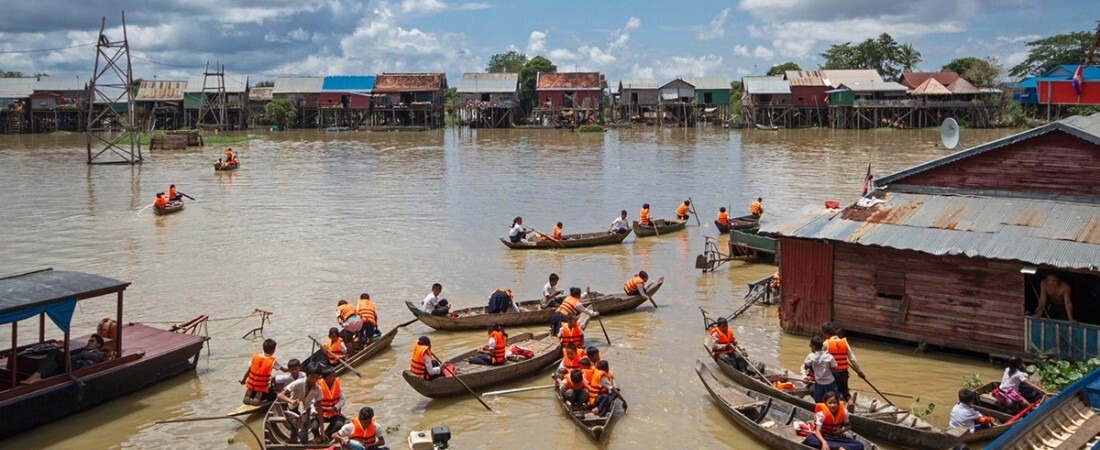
[535,72,604,109]
[371,73,447,128]
[763,114,1100,358]
[785,70,830,107]
[1036,80,1100,105]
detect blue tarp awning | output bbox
[0,269,129,332]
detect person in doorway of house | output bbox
[1037,273,1075,323]
[802,335,838,403]
[821,322,865,402]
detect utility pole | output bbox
[86,12,141,164]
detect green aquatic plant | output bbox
[910,397,936,418]
[577,124,604,133]
[962,373,983,390]
[1026,358,1100,392]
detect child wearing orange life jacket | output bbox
[802,391,864,450]
[676,200,691,220]
[240,338,287,405]
[154,192,168,208]
[333,406,387,450]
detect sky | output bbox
[0,0,1096,85]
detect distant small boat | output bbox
[500,229,632,250]
[324,126,350,132]
[755,124,779,131]
[214,162,239,171]
[154,200,184,216]
[714,214,760,234]
[633,219,687,237]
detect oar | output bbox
[688,196,701,226]
[398,318,418,328]
[737,345,771,383]
[179,192,196,201]
[642,277,664,309]
[525,225,565,248]
[861,377,897,407]
[483,384,555,397]
[650,219,660,236]
[307,335,363,378]
[586,297,612,345]
[434,357,493,412]
[138,203,153,214]
[852,388,914,399]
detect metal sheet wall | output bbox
[777,237,833,335]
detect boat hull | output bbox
[714,215,760,234]
[633,219,687,237]
[401,332,562,398]
[499,229,631,249]
[153,201,184,216]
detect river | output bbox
[0,125,1021,449]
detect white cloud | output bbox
[454,2,491,11]
[527,30,547,55]
[997,34,1040,44]
[733,45,750,57]
[732,44,774,60]
[651,54,726,80]
[1002,51,1028,67]
[696,8,730,41]
[400,0,447,14]
[548,48,578,62]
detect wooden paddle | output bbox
[524,225,565,248]
[307,335,363,378]
[434,357,494,412]
[585,295,612,345]
[861,376,897,408]
[483,384,555,397]
[398,318,419,328]
[642,277,664,309]
[179,192,196,201]
[737,345,771,383]
[688,196,701,226]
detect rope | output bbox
[142,313,258,325]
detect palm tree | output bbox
[898,43,924,73]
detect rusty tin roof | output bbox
[536,72,603,90]
[135,80,187,101]
[372,73,446,92]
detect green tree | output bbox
[444,87,459,119]
[254,80,275,87]
[963,57,1003,88]
[729,80,743,113]
[518,56,556,114]
[767,62,801,76]
[819,33,915,80]
[486,50,528,73]
[264,98,297,129]
[941,57,983,75]
[1009,31,1092,78]
[898,43,923,72]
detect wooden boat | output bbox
[696,360,879,450]
[404,279,663,331]
[0,268,208,440]
[714,214,760,234]
[214,161,239,171]
[632,219,687,237]
[972,381,1040,416]
[153,200,184,216]
[263,401,335,449]
[755,124,779,131]
[300,325,399,376]
[401,331,563,398]
[553,376,620,441]
[499,229,632,249]
[710,351,1007,449]
[986,367,1100,449]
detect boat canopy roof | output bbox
[0,268,129,332]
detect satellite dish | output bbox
[941,118,960,150]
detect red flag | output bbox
[861,163,872,196]
[1073,64,1084,96]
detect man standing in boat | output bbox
[486,288,517,314]
[802,336,839,403]
[276,363,323,445]
[607,210,630,234]
[550,287,597,336]
[356,293,379,346]
[822,322,865,402]
[639,204,652,226]
[310,367,346,443]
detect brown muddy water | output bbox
[0,126,1020,449]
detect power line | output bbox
[0,42,96,54]
[130,54,205,69]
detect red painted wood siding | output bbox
[1037,80,1100,105]
[897,131,1100,199]
[537,91,601,109]
[319,93,371,109]
[832,244,1025,354]
[777,238,833,335]
[790,86,830,107]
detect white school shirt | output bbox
[509,224,527,238]
[999,368,1029,392]
[949,402,983,431]
[608,217,629,230]
[802,351,837,385]
[422,293,443,312]
[544,282,561,298]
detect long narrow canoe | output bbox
[730,228,777,255]
[263,401,334,449]
[153,200,184,216]
[553,377,620,441]
[401,331,563,398]
[986,367,1100,450]
[404,279,663,331]
[499,229,632,249]
[633,219,686,237]
[214,162,239,171]
[711,351,1008,449]
[300,325,400,376]
[714,214,759,234]
[696,360,879,450]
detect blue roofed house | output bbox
[321,75,375,109]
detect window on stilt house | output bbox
[875,270,905,300]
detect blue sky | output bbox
[0,0,1095,84]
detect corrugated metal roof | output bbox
[456,73,517,94]
[536,72,603,90]
[742,76,791,95]
[619,79,658,90]
[786,70,827,86]
[0,77,36,98]
[899,72,959,89]
[837,81,907,93]
[33,76,84,92]
[877,113,1100,187]
[910,78,951,96]
[250,87,273,101]
[135,80,186,101]
[373,73,445,92]
[684,76,730,90]
[184,73,249,93]
[272,76,324,94]
[947,78,980,94]
[322,76,375,92]
[821,69,884,88]
[762,192,1100,271]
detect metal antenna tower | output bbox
[86,12,141,164]
[197,62,227,130]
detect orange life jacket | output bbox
[350,417,377,446]
[551,226,562,240]
[586,368,608,402]
[826,337,849,371]
[168,187,177,199]
[565,376,585,392]
[560,322,583,348]
[326,337,345,365]
[411,343,432,378]
[319,378,342,418]
[357,298,377,326]
[639,208,651,225]
[773,271,781,287]
[676,204,689,217]
[709,326,736,355]
[815,402,848,437]
[155,196,168,208]
[489,330,507,364]
[750,201,762,215]
[624,276,645,294]
[562,348,585,371]
[337,303,358,322]
[717,211,729,226]
[245,352,276,393]
[556,295,581,315]
[773,381,796,390]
